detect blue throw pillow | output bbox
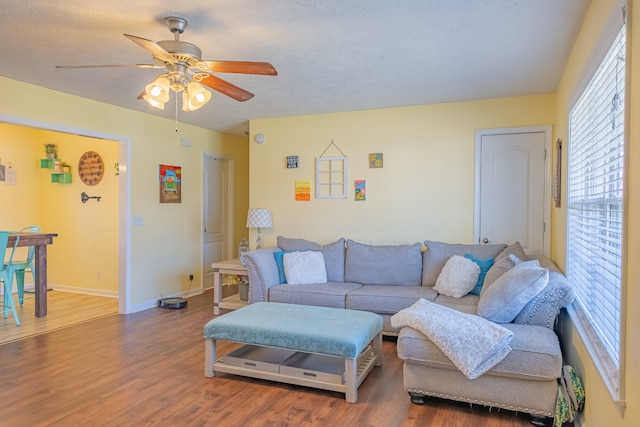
[273,251,291,284]
[464,253,495,295]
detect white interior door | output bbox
[474,127,550,256]
[203,155,233,288]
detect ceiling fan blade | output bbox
[199,74,255,102]
[56,64,163,69]
[200,61,277,76]
[124,34,176,65]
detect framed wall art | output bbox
[159,164,182,203]
[369,153,383,168]
[355,180,366,201]
[295,179,311,201]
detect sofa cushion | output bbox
[397,323,562,381]
[464,253,494,295]
[283,251,327,285]
[346,285,438,315]
[477,260,549,323]
[268,282,361,308]
[277,237,345,282]
[345,240,422,286]
[433,255,480,298]
[422,241,507,287]
[434,294,479,314]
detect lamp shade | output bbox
[182,81,212,112]
[144,76,170,109]
[246,208,272,229]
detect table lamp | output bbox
[246,208,272,249]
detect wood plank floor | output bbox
[0,290,537,426]
[0,290,119,345]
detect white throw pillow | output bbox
[434,255,480,298]
[283,251,328,285]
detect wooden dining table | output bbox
[6,232,58,317]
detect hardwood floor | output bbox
[0,290,536,426]
[0,290,118,344]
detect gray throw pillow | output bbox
[495,241,526,262]
[345,239,422,286]
[481,254,522,295]
[477,259,549,323]
[276,237,345,282]
[422,241,507,287]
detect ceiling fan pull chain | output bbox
[175,94,179,132]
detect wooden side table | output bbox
[212,258,249,315]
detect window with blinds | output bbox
[566,22,626,393]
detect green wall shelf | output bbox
[40,158,60,169]
[51,173,72,184]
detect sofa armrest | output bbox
[514,255,575,328]
[241,247,281,303]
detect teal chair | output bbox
[1,231,21,326]
[13,225,40,306]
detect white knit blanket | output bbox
[391,299,514,379]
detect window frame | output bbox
[565,1,629,410]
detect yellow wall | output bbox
[1,124,119,293]
[0,77,249,309]
[552,0,638,426]
[248,95,555,247]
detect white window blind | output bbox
[567,21,625,381]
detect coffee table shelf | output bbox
[209,343,378,402]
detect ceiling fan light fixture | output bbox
[143,94,165,110]
[182,81,212,112]
[144,76,170,105]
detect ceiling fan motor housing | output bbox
[156,40,202,66]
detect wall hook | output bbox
[81,192,101,203]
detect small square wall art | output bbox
[287,155,299,168]
[369,153,383,168]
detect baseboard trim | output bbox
[17,283,118,299]
[130,288,205,314]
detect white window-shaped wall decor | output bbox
[316,156,348,199]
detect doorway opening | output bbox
[0,113,130,314]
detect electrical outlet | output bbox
[132,216,144,226]
[188,273,194,281]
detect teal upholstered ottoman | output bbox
[204,302,383,402]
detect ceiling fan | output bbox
[57,16,277,112]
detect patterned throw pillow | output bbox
[433,255,480,298]
[282,251,327,285]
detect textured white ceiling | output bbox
[0,0,590,136]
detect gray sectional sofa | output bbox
[240,236,574,424]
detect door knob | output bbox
[482,237,489,244]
